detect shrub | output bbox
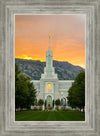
[55,99,60,106]
[60,107,63,111]
[56,106,59,111]
[38,106,42,111]
[33,107,38,111]
[48,107,53,110]
[38,99,44,106]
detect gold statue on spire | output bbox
[49,32,51,38]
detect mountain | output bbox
[15,58,84,80]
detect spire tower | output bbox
[41,33,58,79]
[49,32,51,50]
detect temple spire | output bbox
[41,32,58,79]
[49,32,51,50]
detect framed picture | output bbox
[0,0,100,136]
[15,14,85,121]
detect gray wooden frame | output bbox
[0,0,100,136]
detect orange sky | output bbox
[15,15,85,68]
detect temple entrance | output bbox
[48,103,50,107]
[46,95,52,107]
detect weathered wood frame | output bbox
[0,0,100,136]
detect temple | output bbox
[31,33,74,107]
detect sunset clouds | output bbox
[15,15,85,68]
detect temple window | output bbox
[47,83,52,93]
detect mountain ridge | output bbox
[15,58,84,80]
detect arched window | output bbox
[47,83,52,93]
[63,98,66,106]
[61,98,66,106]
[46,95,52,107]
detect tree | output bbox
[45,100,47,107]
[53,100,54,107]
[15,63,36,110]
[15,74,29,109]
[26,81,36,109]
[38,99,44,106]
[34,98,38,106]
[55,99,60,106]
[67,70,85,112]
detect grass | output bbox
[15,110,85,121]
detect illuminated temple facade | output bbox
[31,34,74,107]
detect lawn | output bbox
[15,110,85,121]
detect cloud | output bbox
[15,15,85,68]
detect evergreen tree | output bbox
[15,63,36,110]
[67,70,85,111]
[53,100,54,107]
